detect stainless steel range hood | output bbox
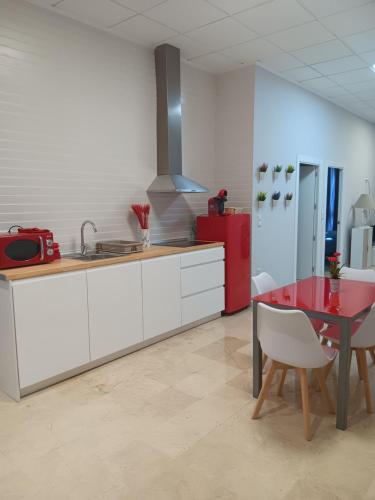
[147,44,208,194]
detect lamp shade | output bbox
[353,193,375,210]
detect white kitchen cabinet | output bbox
[12,271,90,388]
[142,255,181,340]
[181,260,224,297]
[87,262,143,360]
[182,287,224,326]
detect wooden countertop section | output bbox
[0,242,224,281]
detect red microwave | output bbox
[0,226,61,269]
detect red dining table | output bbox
[252,276,375,430]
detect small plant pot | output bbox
[285,199,291,207]
[258,200,265,209]
[258,171,266,181]
[272,199,279,207]
[286,172,293,181]
[329,278,340,293]
[273,171,279,181]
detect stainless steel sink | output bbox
[66,252,124,261]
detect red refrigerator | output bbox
[196,214,251,314]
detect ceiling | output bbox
[26,0,375,123]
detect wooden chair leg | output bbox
[252,361,277,419]
[317,368,335,414]
[262,352,268,369]
[369,349,375,364]
[298,368,312,441]
[355,350,363,380]
[277,368,287,397]
[359,349,373,414]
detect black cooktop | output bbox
[153,239,212,248]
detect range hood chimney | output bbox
[147,44,208,194]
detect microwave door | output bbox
[3,236,44,264]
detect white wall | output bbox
[0,0,216,253]
[215,67,254,211]
[253,66,375,286]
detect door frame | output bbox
[294,155,323,280]
[322,161,345,268]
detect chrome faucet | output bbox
[81,220,97,255]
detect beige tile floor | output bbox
[1,308,375,499]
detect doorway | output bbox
[324,167,342,269]
[297,163,319,280]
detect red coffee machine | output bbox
[208,189,227,216]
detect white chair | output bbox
[322,305,375,413]
[341,266,375,364]
[252,303,336,441]
[341,266,375,283]
[252,272,278,296]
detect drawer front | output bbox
[181,247,224,268]
[181,260,224,297]
[182,287,224,326]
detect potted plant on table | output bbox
[273,165,282,180]
[286,164,295,180]
[258,163,268,180]
[257,192,267,208]
[327,252,343,293]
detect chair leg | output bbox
[262,353,268,372]
[317,368,335,414]
[252,361,277,419]
[369,349,375,364]
[298,368,312,441]
[277,368,287,397]
[355,350,363,381]
[359,349,373,414]
[320,337,328,346]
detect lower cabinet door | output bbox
[87,262,143,360]
[182,287,224,326]
[12,272,90,388]
[142,255,181,340]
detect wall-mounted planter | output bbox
[271,191,281,207]
[286,166,295,181]
[258,200,265,209]
[273,166,282,181]
[258,163,268,181]
[285,193,293,207]
[258,171,266,181]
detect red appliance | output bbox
[208,189,227,216]
[197,214,251,314]
[0,226,61,269]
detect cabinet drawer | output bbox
[182,287,224,326]
[181,260,224,297]
[181,247,224,268]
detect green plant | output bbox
[274,165,282,172]
[285,192,293,201]
[259,163,268,172]
[272,191,281,200]
[286,165,295,174]
[257,192,267,201]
